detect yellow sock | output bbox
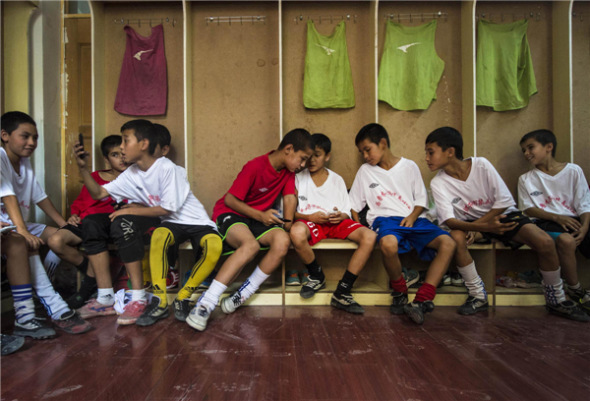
[149,227,175,307]
[177,234,222,301]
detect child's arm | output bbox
[1,195,44,250]
[108,205,170,221]
[295,210,329,224]
[224,193,284,226]
[400,206,424,228]
[522,207,582,232]
[36,198,67,228]
[444,208,517,234]
[351,209,361,223]
[282,194,297,231]
[73,142,110,200]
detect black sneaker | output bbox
[14,317,56,339]
[1,334,25,356]
[330,292,364,314]
[546,300,590,322]
[390,291,408,315]
[457,296,489,315]
[403,301,435,325]
[53,310,93,334]
[566,286,590,314]
[300,276,326,299]
[136,298,170,326]
[173,298,192,322]
[67,275,98,309]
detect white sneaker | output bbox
[186,304,211,331]
[220,292,244,314]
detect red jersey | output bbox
[114,24,167,116]
[212,152,296,221]
[71,171,117,220]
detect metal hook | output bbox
[346,14,350,21]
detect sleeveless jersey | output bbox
[378,20,444,111]
[114,24,167,116]
[476,19,537,111]
[303,20,355,109]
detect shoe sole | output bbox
[1,337,25,355]
[13,329,56,340]
[403,305,425,325]
[286,281,301,286]
[55,322,93,335]
[78,309,117,320]
[117,317,140,325]
[300,282,326,299]
[186,315,207,331]
[545,305,590,322]
[457,304,489,316]
[330,299,364,315]
[136,310,170,327]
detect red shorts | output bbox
[298,218,364,246]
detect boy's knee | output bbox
[556,233,576,251]
[379,236,398,256]
[151,227,174,246]
[239,239,261,257]
[201,234,223,260]
[47,232,66,251]
[359,229,377,247]
[450,230,467,246]
[438,235,457,254]
[289,224,308,244]
[271,231,291,256]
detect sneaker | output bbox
[186,303,211,331]
[301,272,310,285]
[221,292,245,314]
[117,300,147,325]
[330,292,364,314]
[546,300,590,322]
[136,298,170,326]
[173,298,193,322]
[67,275,97,309]
[402,267,420,288]
[1,334,25,356]
[441,274,451,286]
[300,276,326,299]
[166,269,180,289]
[77,298,117,319]
[457,296,488,315]
[286,270,301,286]
[451,272,465,287]
[403,301,435,325]
[390,291,408,315]
[53,310,93,334]
[13,317,56,339]
[566,286,590,314]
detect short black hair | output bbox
[278,128,312,152]
[100,135,122,158]
[520,129,556,157]
[153,123,171,148]
[1,111,36,134]
[425,127,464,160]
[311,133,331,154]
[355,123,390,148]
[120,119,157,155]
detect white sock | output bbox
[237,266,270,301]
[200,279,227,312]
[29,255,70,319]
[541,267,566,305]
[568,282,581,290]
[97,288,115,306]
[130,289,146,302]
[457,262,486,300]
[43,250,61,281]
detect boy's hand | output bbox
[572,226,588,246]
[328,212,345,225]
[486,215,518,234]
[309,212,329,225]
[67,214,81,226]
[465,231,477,245]
[400,215,417,228]
[260,209,284,226]
[554,215,582,233]
[73,142,90,168]
[18,230,44,251]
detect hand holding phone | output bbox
[78,133,86,159]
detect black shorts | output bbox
[216,213,283,255]
[159,222,220,259]
[479,211,532,247]
[59,223,83,239]
[534,218,590,259]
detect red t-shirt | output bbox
[71,170,117,221]
[212,152,296,221]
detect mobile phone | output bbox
[78,133,86,159]
[0,225,17,234]
[279,218,292,223]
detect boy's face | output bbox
[1,123,38,159]
[425,142,452,171]
[104,146,127,173]
[521,138,552,166]
[284,145,312,173]
[121,129,146,163]
[357,138,386,166]
[308,146,330,173]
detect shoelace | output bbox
[231,293,242,306]
[197,306,208,317]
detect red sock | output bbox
[414,283,436,303]
[390,277,408,294]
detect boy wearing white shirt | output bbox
[426,126,588,322]
[291,134,376,314]
[518,129,590,313]
[350,124,456,325]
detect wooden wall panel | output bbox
[282,1,375,188]
[572,1,590,175]
[100,1,185,165]
[191,1,280,214]
[475,1,554,197]
[378,1,463,186]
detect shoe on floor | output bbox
[117,300,147,325]
[404,301,435,325]
[186,303,211,331]
[441,274,451,286]
[53,310,93,334]
[286,270,301,286]
[1,334,25,356]
[136,298,170,326]
[566,286,590,314]
[451,272,465,287]
[390,291,408,315]
[166,269,180,289]
[77,298,116,319]
[173,298,193,322]
[545,300,590,322]
[330,292,364,314]
[67,275,97,309]
[457,296,488,315]
[13,317,56,339]
[402,267,420,288]
[300,276,326,299]
[221,292,245,314]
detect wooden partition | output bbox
[572,0,590,173]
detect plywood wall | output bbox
[572,1,590,175]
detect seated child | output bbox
[47,135,127,308]
[518,129,590,313]
[290,133,376,314]
[1,111,92,334]
[349,124,456,325]
[425,126,589,322]
[187,128,313,331]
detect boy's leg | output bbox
[37,226,62,281]
[290,221,325,298]
[557,232,590,310]
[379,234,408,314]
[450,229,489,315]
[46,226,87,271]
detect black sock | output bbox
[335,270,358,295]
[305,259,324,280]
[76,257,89,275]
[78,275,97,298]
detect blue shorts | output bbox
[372,216,449,261]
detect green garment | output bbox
[303,20,355,109]
[378,20,444,111]
[476,19,537,111]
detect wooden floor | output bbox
[1,305,589,401]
